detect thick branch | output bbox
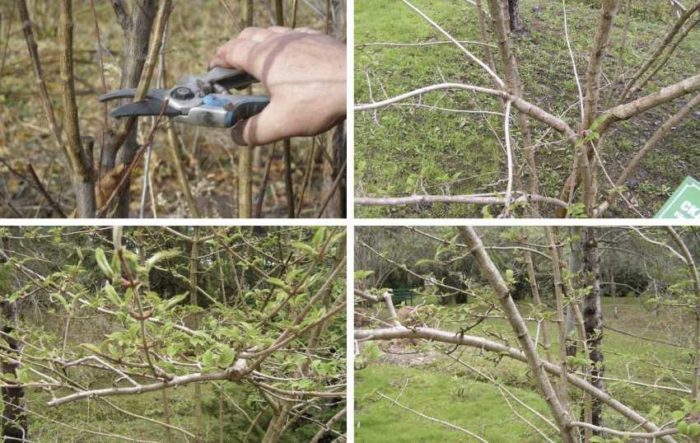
[48,359,248,406]
[355,83,577,139]
[59,0,96,216]
[583,0,619,129]
[595,74,700,133]
[598,93,700,215]
[620,1,700,101]
[457,227,575,442]
[355,192,568,209]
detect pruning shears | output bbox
[99,67,270,128]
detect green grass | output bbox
[356,297,694,440]
[354,0,700,218]
[356,364,553,443]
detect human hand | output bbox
[209,26,346,146]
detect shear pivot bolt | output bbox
[171,87,194,100]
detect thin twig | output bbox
[254,145,276,218]
[316,161,346,218]
[98,109,168,217]
[27,165,68,218]
[295,137,317,217]
[377,392,488,442]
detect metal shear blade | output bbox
[99,88,168,102]
[109,98,180,118]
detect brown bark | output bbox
[598,93,700,216]
[17,0,64,157]
[457,227,575,443]
[595,73,700,134]
[189,228,204,442]
[507,0,523,32]
[665,227,700,400]
[620,1,700,101]
[101,0,160,217]
[59,0,97,217]
[558,74,700,213]
[635,15,700,95]
[486,0,538,203]
[582,228,604,428]
[321,0,347,218]
[520,228,552,362]
[544,227,572,408]
[583,0,619,130]
[0,237,27,441]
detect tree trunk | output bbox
[321,0,347,218]
[262,403,290,443]
[0,237,27,441]
[562,227,583,357]
[457,227,575,443]
[508,0,524,32]
[582,227,604,428]
[665,227,700,400]
[521,228,553,362]
[102,0,158,217]
[189,228,204,442]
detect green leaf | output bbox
[689,423,700,437]
[217,347,235,367]
[354,270,374,280]
[145,249,181,271]
[504,269,515,285]
[103,282,122,306]
[648,404,661,417]
[50,292,69,310]
[292,242,317,257]
[312,227,326,247]
[16,368,30,384]
[166,343,182,358]
[201,349,217,370]
[163,292,188,310]
[95,248,114,278]
[266,277,290,292]
[81,343,102,355]
[672,410,686,421]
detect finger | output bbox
[295,27,322,34]
[238,27,272,42]
[208,54,227,69]
[267,26,293,34]
[231,102,290,146]
[210,39,260,73]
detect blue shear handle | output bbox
[225,96,270,127]
[201,95,270,127]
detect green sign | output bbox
[655,176,700,220]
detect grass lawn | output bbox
[354,0,700,218]
[355,297,694,441]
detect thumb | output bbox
[230,102,288,146]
